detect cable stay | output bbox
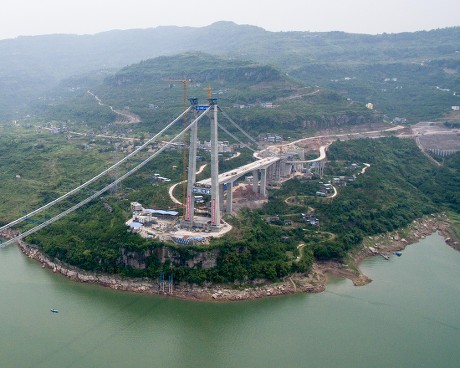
[0,107,192,233]
[217,123,256,153]
[0,107,210,249]
[217,106,276,157]
[198,108,254,151]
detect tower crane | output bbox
[164,79,192,208]
[205,85,212,99]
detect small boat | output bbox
[50,309,59,313]
[393,251,402,257]
[379,253,390,260]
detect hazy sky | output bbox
[1,0,459,40]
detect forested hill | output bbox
[44,53,374,135]
[1,22,459,120]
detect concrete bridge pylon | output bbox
[183,99,222,229]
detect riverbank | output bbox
[17,240,326,301]
[318,213,457,288]
[16,213,458,302]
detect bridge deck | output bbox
[196,156,280,187]
[286,145,327,163]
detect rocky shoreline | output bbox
[15,213,458,302]
[317,213,457,287]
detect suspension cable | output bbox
[217,106,275,157]
[1,108,210,248]
[0,107,192,232]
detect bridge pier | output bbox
[267,164,274,182]
[252,169,259,193]
[226,182,233,213]
[275,161,281,181]
[260,169,267,197]
[219,184,225,211]
[318,159,324,178]
[282,161,291,177]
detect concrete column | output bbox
[266,164,273,181]
[252,169,259,193]
[319,160,324,178]
[210,104,221,227]
[226,182,233,213]
[185,111,198,225]
[260,168,267,197]
[271,162,275,180]
[219,184,225,210]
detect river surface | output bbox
[0,233,459,368]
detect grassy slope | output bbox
[0,124,124,223]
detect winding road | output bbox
[87,90,141,124]
[168,163,208,205]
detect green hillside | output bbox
[290,59,460,122]
[1,22,459,121]
[22,137,460,284]
[42,53,374,136]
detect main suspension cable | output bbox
[0,107,192,232]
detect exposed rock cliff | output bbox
[120,246,219,270]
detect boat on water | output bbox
[394,251,402,257]
[50,309,59,313]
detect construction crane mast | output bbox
[164,79,192,208]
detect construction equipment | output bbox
[164,79,192,208]
[205,85,212,99]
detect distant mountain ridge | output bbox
[0,21,459,120]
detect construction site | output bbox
[123,100,460,247]
[124,97,328,245]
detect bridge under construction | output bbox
[0,98,327,247]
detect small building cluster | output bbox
[316,182,333,197]
[302,213,320,226]
[200,140,237,153]
[264,216,293,226]
[332,176,356,186]
[258,133,283,143]
[126,202,217,244]
[126,202,179,239]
